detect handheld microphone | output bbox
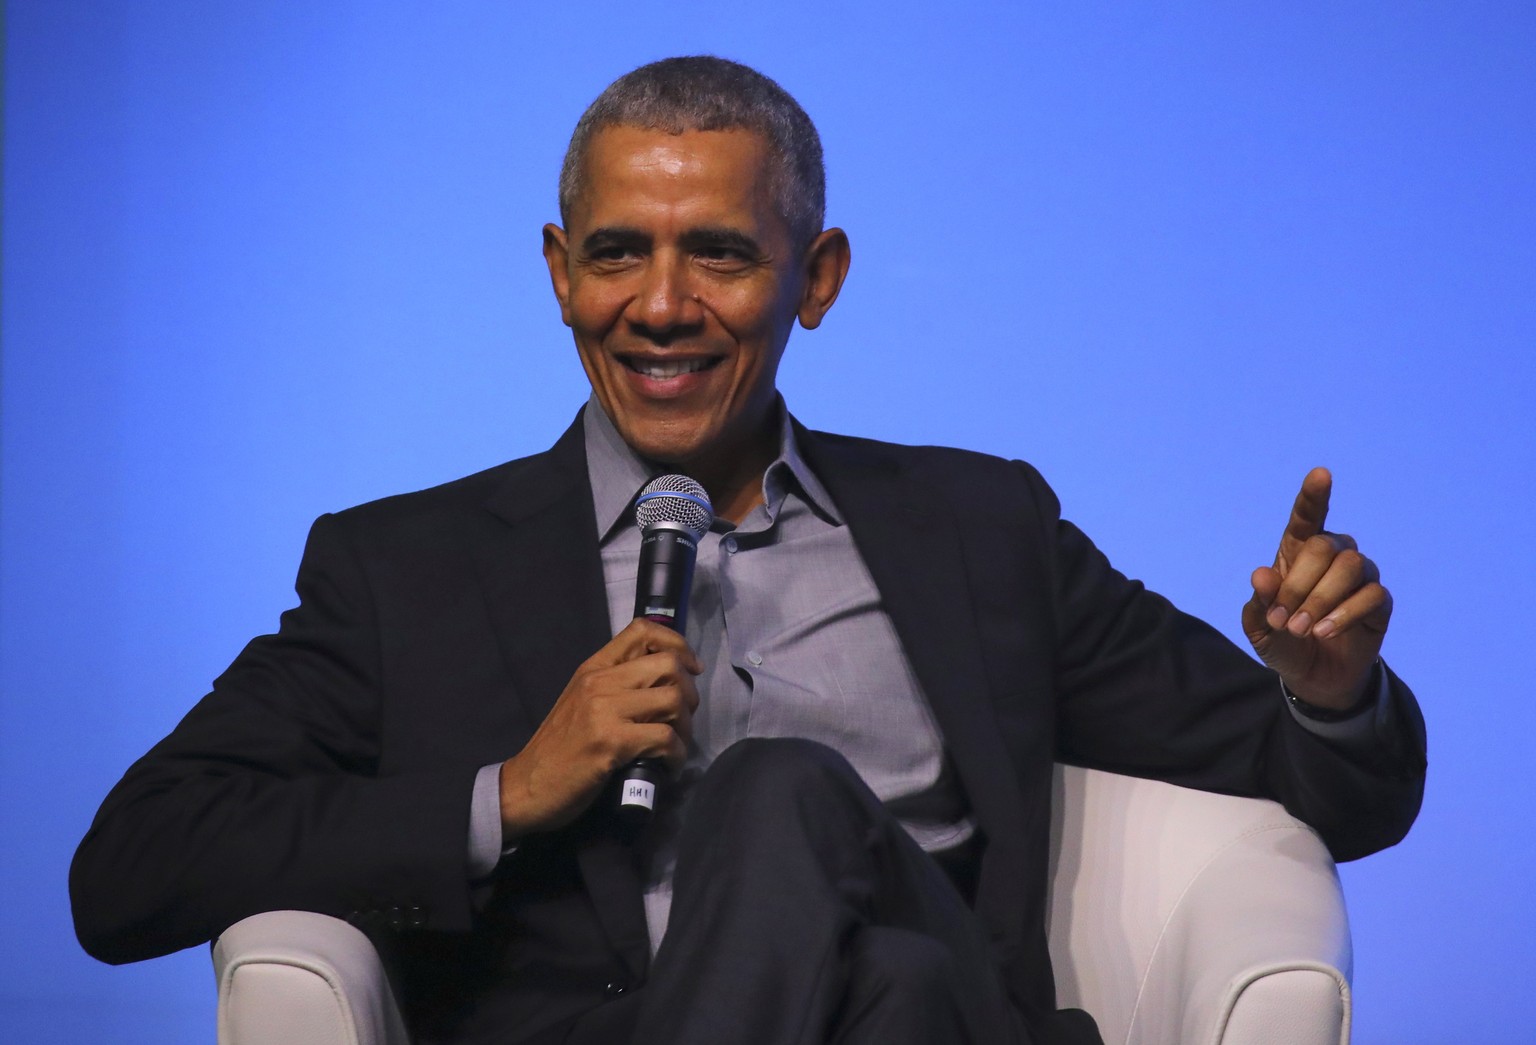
[619,474,712,821]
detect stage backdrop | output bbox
[3,3,1532,1042]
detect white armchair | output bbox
[213,766,1351,1045]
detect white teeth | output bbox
[633,358,710,379]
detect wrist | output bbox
[1285,660,1382,721]
[497,758,533,839]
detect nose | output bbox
[628,254,704,341]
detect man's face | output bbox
[544,126,820,474]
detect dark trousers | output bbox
[566,738,1033,1045]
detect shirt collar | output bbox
[582,394,843,540]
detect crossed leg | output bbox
[617,737,1028,1045]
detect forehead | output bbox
[571,125,780,231]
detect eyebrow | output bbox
[679,227,765,257]
[580,226,650,255]
[578,225,766,258]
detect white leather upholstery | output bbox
[213,909,410,1045]
[213,767,1351,1044]
[1047,765,1350,1044]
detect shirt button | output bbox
[746,650,763,666]
[724,536,738,554]
[604,981,628,998]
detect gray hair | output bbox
[558,56,826,248]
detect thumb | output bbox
[1243,565,1314,682]
[1242,565,1282,639]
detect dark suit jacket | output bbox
[71,412,1426,1043]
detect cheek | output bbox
[714,283,797,349]
[568,283,628,335]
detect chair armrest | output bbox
[1047,765,1351,1045]
[213,910,410,1045]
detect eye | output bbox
[580,233,648,268]
[589,244,639,263]
[694,244,754,270]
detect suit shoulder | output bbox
[312,433,580,556]
[804,429,1058,512]
[804,428,1015,469]
[326,457,523,526]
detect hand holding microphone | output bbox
[496,476,710,838]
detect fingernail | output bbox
[1313,618,1336,638]
[1266,605,1289,629]
[1288,611,1312,636]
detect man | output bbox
[71,57,1425,1045]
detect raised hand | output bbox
[499,618,702,837]
[1242,467,1392,711]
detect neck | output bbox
[683,423,778,526]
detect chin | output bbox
[619,426,713,470]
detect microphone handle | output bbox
[619,526,698,822]
[618,612,680,821]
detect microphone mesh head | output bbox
[634,475,713,540]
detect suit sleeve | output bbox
[1019,462,1427,862]
[70,512,484,964]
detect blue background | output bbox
[3,2,1532,1041]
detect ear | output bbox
[542,223,573,327]
[796,228,851,330]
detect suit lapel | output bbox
[795,427,1028,865]
[475,416,611,731]
[474,413,651,980]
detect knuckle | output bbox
[1276,576,1307,602]
[643,725,673,759]
[644,618,679,641]
[1304,534,1335,556]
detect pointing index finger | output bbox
[1277,467,1333,570]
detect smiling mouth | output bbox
[621,356,721,379]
